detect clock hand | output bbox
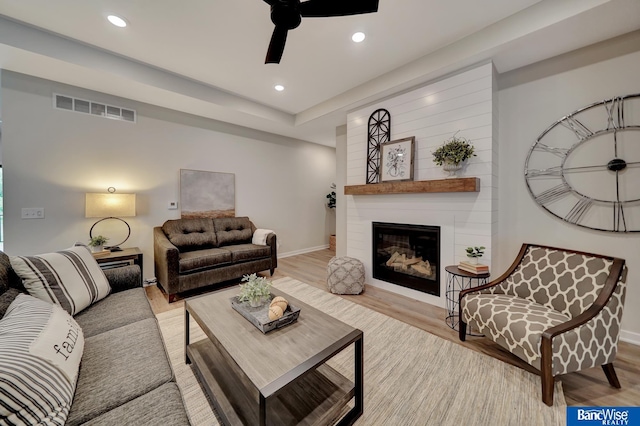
[562,161,640,173]
[562,164,608,173]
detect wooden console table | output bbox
[94,247,143,285]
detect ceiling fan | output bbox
[263,0,380,64]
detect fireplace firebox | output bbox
[372,222,440,296]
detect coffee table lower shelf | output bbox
[187,339,354,426]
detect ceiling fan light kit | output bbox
[263,0,379,64]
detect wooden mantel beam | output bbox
[344,178,480,195]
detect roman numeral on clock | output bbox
[613,202,627,232]
[560,116,594,140]
[535,183,572,205]
[526,166,562,178]
[565,197,594,224]
[533,143,569,158]
[605,97,625,130]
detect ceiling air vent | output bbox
[54,94,136,123]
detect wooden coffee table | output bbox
[184,287,364,426]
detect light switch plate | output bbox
[22,208,45,219]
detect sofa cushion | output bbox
[162,218,217,251]
[0,288,22,318]
[82,383,190,426]
[179,248,232,273]
[0,294,84,426]
[102,265,142,293]
[74,288,154,337]
[67,318,173,425]
[225,244,271,263]
[10,246,111,315]
[461,293,570,368]
[0,251,24,295]
[214,217,253,246]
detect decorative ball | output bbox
[270,296,288,313]
[268,305,284,321]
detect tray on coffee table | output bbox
[230,294,300,334]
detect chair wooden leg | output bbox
[541,372,554,406]
[540,337,554,406]
[602,363,621,388]
[459,320,467,341]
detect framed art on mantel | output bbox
[380,137,415,182]
[180,169,235,219]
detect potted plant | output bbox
[326,183,337,251]
[432,133,475,177]
[88,235,109,253]
[238,273,272,307]
[465,246,485,264]
[326,183,336,209]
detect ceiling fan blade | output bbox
[265,25,289,64]
[300,0,379,17]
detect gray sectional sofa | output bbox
[0,251,191,425]
[154,216,277,302]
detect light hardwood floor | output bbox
[145,249,640,406]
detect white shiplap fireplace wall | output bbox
[345,62,498,308]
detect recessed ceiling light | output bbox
[352,32,365,43]
[274,85,285,92]
[107,15,127,28]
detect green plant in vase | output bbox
[432,132,475,177]
[465,246,485,264]
[88,235,109,253]
[238,273,272,307]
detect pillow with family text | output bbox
[0,294,84,425]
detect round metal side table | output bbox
[445,265,490,336]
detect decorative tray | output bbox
[230,294,300,334]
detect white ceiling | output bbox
[1,0,639,146]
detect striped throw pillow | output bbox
[10,246,111,315]
[0,294,84,425]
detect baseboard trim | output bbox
[620,329,640,346]
[279,245,330,258]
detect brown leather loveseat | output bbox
[153,216,276,302]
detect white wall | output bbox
[345,63,497,307]
[1,71,336,279]
[498,48,640,341]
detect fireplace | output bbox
[372,222,440,296]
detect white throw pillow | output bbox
[0,294,85,425]
[10,246,111,315]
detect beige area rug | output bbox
[156,277,566,426]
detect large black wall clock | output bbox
[524,93,640,232]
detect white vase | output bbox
[468,257,478,265]
[91,244,103,253]
[442,161,462,178]
[249,297,267,308]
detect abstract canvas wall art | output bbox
[180,169,235,219]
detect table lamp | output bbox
[85,187,136,252]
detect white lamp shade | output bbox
[85,193,136,218]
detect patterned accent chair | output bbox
[459,244,626,406]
